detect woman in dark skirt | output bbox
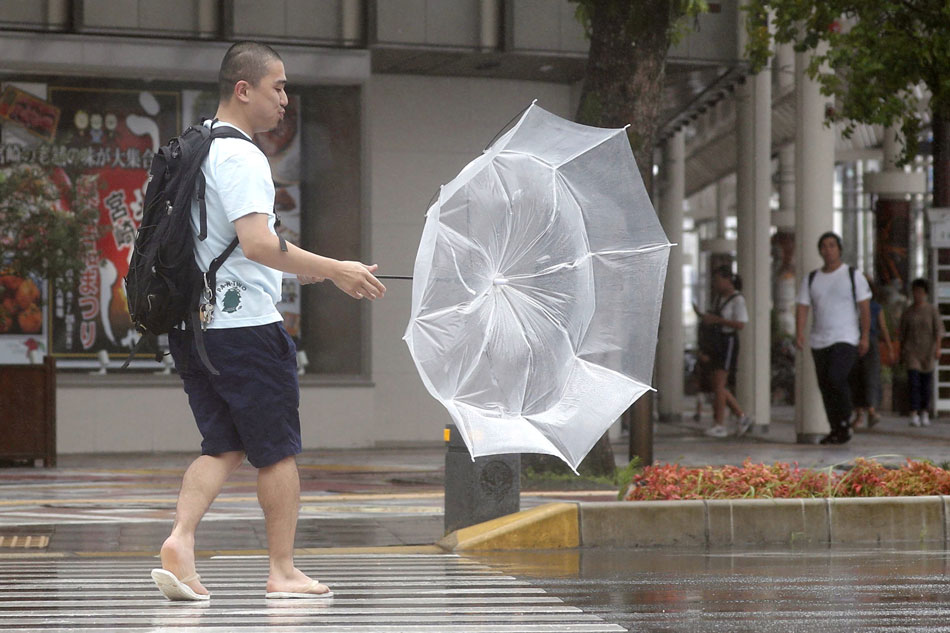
[701,266,751,438]
[850,275,892,429]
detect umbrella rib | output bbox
[450,296,500,408]
[487,160,515,273]
[551,128,626,169]
[594,243,674,256]
[438,222,491,297]
[511,242,671,279]
[495,287,535,413]
[497,149,555,169]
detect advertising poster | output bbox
[2,85,301,365]
[47,87,179,359]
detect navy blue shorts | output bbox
[169,323,301,468]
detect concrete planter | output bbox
[441,497,950,551]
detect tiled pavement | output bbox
[0,554,625,632]
[4,408,950,631]
[5,405,950,554]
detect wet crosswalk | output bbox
[0,553,626,632]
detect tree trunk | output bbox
[933,107,950,209]
[575,0,674,189]
[573,1,677,475]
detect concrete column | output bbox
[716,181,729,238]
[774,43,795,95]
[774,145,796,337]
[479,0,501,50]
[735,66,772,430]
[794,47,835,442]
[841,163,860,266]
[699,181,735,311]
[196,0,218,37]
[342,0,364,46]
[656,130,685,421]
[46,0,69,27]
[708,181,735,293]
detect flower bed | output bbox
[622,458,950,500]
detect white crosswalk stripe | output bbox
[0,554,626,632]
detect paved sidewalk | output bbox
[653,403,950,469]
[1,404,949,555]
[3,407,950,632]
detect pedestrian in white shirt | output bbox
[796,232,871,444]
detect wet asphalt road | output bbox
[8,546,950,632]
[473,546,950,632]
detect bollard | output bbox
[443,423,520,534]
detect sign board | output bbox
[928,208,950,248]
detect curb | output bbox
[439,497,950,551]
[438,502,579,551]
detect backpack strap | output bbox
[189,311,219,375]
[849,265,856,303]
[196,124,258,244]
[712,292,738,317]
[205,236,241,296]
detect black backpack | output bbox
[122,121,254,375]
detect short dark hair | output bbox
[218,41,282,100]
[712,264,742,291]
[817,231,842,252]
[912,278,930,294]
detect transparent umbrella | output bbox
[403,103,671,471]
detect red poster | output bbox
[45,88,179,357]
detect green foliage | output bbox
[0,164,101,285]
[571,0,709,45]
[615,456,643,499]
[743,0,950,162]
[520,456,644,494]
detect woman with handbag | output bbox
[899,278,944,427]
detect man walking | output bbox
[796,232,870,444]
[150,41,386,601]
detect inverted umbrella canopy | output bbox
[403,103,672,471]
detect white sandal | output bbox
[150,568,211,601]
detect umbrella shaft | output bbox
[375,275,412,280]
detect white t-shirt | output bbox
[796,264,872,348]
[711,292,748,334]
[190,121,283,329]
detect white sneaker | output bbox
[921,411,931,427]
[910,413,921,427]
[736,415,753,437]
[704,425,728,438]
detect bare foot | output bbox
[267,567,331,596]
[160,535,209,596]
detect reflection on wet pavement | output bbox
[472,546,950,632]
